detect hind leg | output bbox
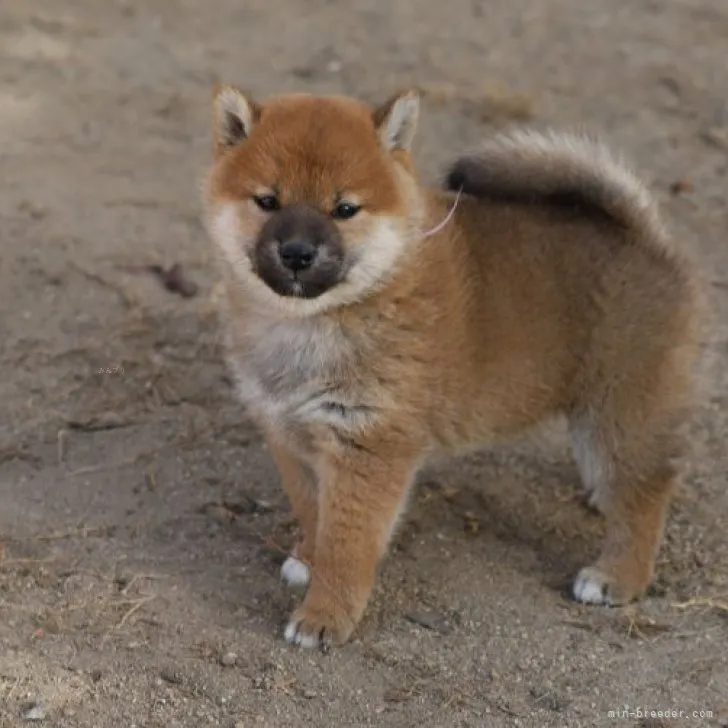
[572,467,676,605]
[569,411,680,605]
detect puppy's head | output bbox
[203,86,423,316]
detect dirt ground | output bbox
[1,1,727,726]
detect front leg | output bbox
[263,429,318,590]
[284,440,419,649]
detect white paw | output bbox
[573,567,613,606]
[283,620,320,649]
[280,556,311,590]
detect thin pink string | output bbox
[422,186,463,237]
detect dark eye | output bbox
[332,201,361,220]
[253,195,280,212]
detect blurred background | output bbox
[1,1,726,726]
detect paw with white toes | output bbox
[573,567,615,605]
[283,619,328,651]
[283,599,356,651]
[280,556,311,590]
[572,565,644,606]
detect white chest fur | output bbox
[225,313,374,434]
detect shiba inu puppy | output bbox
[202,84,707,649]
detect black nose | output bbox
[278,240,317,272]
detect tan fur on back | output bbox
[203,87,708,649]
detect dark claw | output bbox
[319,628,331,654]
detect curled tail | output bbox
[444,129,666,245]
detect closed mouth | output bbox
[255,265,338,299]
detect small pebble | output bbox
[160,666,183,685]
[24,703,46,722]
[220,652,238,667]
[669,179,694,195]
[404,609,452,635]
[702,127,728,150]
[67,411,128,431]
[302,689,317,699]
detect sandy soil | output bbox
[1,1,727,726]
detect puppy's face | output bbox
[204,87,423,316]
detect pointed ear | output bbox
[212,84,261,154]
[373,89,420,152]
